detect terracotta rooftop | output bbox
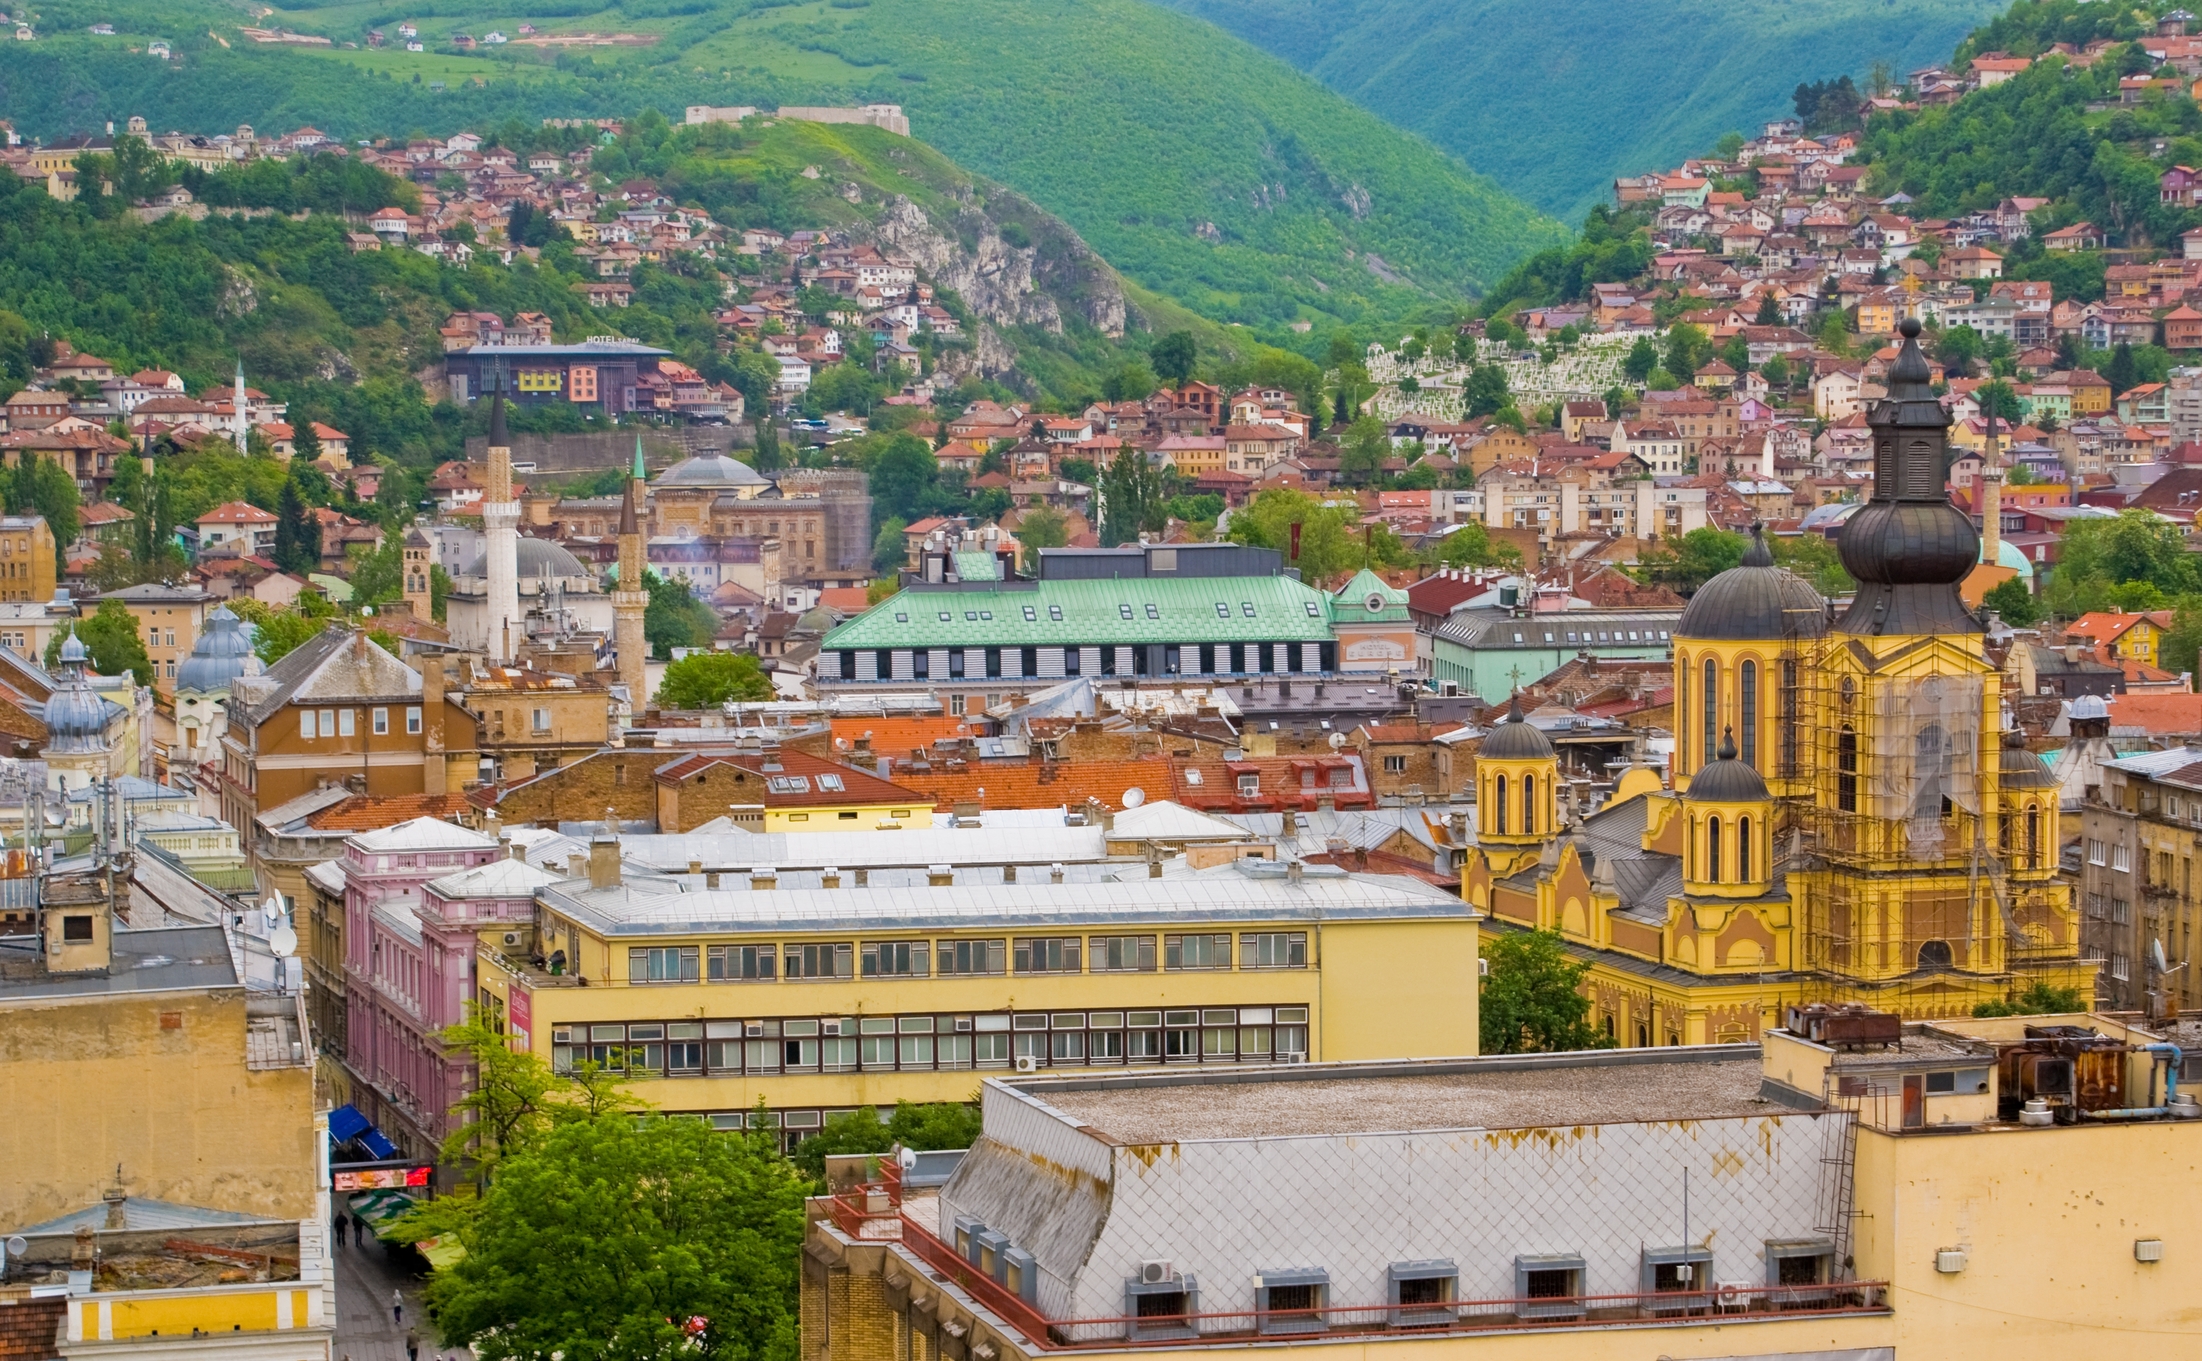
[653,748,926,808]
[894,756,1175,812]
[305,793,476,832]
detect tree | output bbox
[1761,354,1791,389]
[865,435,940,528]
[1623,336,1658,383]
[437,1011,567,1177]
[871,516,909,574]
[1638,527,1747,593]
[418,1115,808,1361]
[226,600,335,666]
[1101,445,1163,546]
[1662,323,1711,381]
[2108,340,2139,396]
[47,600,153,685]
[1338,415,1390,486]
[1936,324,1984,375]
[1101,359,1157,403]
[1770,532,1852,595]
[1972,980,2088,1017]
[290,418,323,468]
[656,651,776,708]
[8,454,79,549]
[790,1101,983,1182]
[1439,520,1521,569]
[1976,379,2025,424]
[1480,929,1612,1054]
[273,474,319,575]
[644,571,720,659]
[1754,293,1782,325]
[1150,331,1197,386]
[752,418,782,474]
[1228,488,1374,584]
[1015,505,1069,563]
[1983,574,2043,626]
[1462,365,1511,419]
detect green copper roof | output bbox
[823,575,1337,650]
[632,435,646,481]
[1334,568,1412,624]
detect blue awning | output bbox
[328,1104,370,1143]
[329,1104,399,1159]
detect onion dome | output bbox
[1837,317,1981,636]
[1687,729,1771,803]
[1998,729,2060,791]
[176,605,254,692]
[1675,524,1829,641]
[44,630,111,755]
[1480,692,1554,760]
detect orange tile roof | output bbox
[2106,691,2202,733]
[2067,610,2173,644]
[894,757,1175,812]
[305,793,476,831]
[828,714,970,758]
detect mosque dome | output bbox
[659,453,768,489]
[466,537,587,579]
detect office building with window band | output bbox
[473,849,1476,1148]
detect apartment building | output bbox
[2079,747,2202,1010]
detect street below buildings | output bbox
[331,1228,454,1361]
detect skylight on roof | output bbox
[1119,603,1133,619]
[1023,606,1038,621]
[767,775,810,794]
[895,613,909,622]
[1304,601,1320,617]
[1145,603,1161,619]
[1049,605,1063,621]
[939,612,951,622]
[1216,602,1230,618]
[1242,602,1257,617]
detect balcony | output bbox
[820,1179,1889,1349]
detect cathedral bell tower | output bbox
[1475,693,1560,875]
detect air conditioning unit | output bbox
[503,932,521,947]
[1935,1249,1968,1274]
[1013,1055,1040,1074]
[1714,1281,1754,1314]
[1139,1259,1176,1286]
[1281,1051,1308,1064]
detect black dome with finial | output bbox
[1480,691,1554,760]
[1676,523,1830,641]
[1687,727,1771,803]
[1837,316,1981,636]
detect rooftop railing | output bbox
[823,1177,1889,1351]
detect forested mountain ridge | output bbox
[1149,0,2004,222]
[0,0,1566,345]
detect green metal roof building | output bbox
[820,568,1342,695]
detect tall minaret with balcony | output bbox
[613,436,650,713]
[482,379,522,663]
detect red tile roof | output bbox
[198,500,277,525]
[306,793,476,831]
[830,714,973,759]
[2106,692,2202,734]
[894,757,1175,812]
[652,748,926,808]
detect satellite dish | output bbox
[1328,731,1347,751]
[1122,787,1146,808]
[269,921,298,959]
[2153,938,2172,975]
[5,1234,26,1256]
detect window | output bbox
[1092,935,1156,971]
[707,944,775,980]
[1738,815,1752,882]
[1513,1255,1586,1320]
[1023,606,1037,621]
[1216,602,1231,618]
[1237,773,1260,796]
[1383,754,1407,773]
[372,707,389,735]
[1837,727,1857,812]
[1145,602,1161,619]
[1165,933,1231,969]
[2114,843,2132,873]
[61,914,93,942]
[1256,1269,1328,1335]
[1739,660,1758,768]
[2088,838,2107,866]
[862,940,930,977]
[1242,602,1257,617]
[667,1022,703,1075]
[1641,1247,1714,1308]
[815,773,845,792]
[1522,773,1536,836]
[1119,603,1134,619]
[1241,932,1307,968]
[1494,773,1509,835]
[407,707,422,734]
[1305,600,1321,617]
[1701,658,1717,766]
[300,710,314,740]
[629,945,699,983]
[1706,816,1722,884]
[785,942,854,979]
[532,707,552,733]
[1780,659,1799,776]
[1764,1240,1834,1289]
[1048,605,1063,621]
[1014,937,1081,973]
[937,938,1007,975]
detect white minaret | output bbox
[483,381,522,662]
[232,359,248,455]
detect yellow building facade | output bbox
[478,848,1478,1138]
[1467,320,2093,1044]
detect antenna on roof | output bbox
[1122,787,1146,808]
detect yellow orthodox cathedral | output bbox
[1466,319,2095,1045]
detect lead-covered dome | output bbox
[1676,526,1828,641]
[465,537,588,579]
[659,453,768,488]
[44,631,111,754]
[177,605,254,692]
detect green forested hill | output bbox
[0,0,1565,341]
[1149,0,2005,222]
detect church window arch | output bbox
[1522,773,1536,836]
[1706,815,1723,884]
[1739,660,1759,769]
[1702,658,1718,766]
[1837,726,1858,812]
[1738,815,1752,883]
[1494,774,1509,835]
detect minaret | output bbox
[232,359,248,455]
[483,380,522,663]
[613,436,650,714]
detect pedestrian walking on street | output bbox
[392,1288,404,1325]
[353,1216,365,1247]
[405,1328,420,1361]
[331,1211,345,1248]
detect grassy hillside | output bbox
[1150,0,2006,222]
[0,0,1565,342]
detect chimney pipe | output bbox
[821,867,842,888]
[566,853,586,878]
[1287,859,1304,884]
[587,833,622,890]
[928,864,954,887]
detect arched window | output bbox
[1678,657,1690,769]
[1779,659,1799,776]
[1738,815,1752,882]
[1739,660,1759,769]
[1702,658,1719,766]
[2026,803,2040,868]
[1706,815,1723,884]
[1522,774,1537,835]
[1917,939,1954,971]
[1494,774,1509,835]
[1837,726,1858,812]
[1915,724,1954,819]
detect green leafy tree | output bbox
[1150,330,1197,386]
[864,435,941,530]
[1480,929,1613,1054]
[46,600,153,685]
[1015,505,1069,564]
[1623,336,1657,383]
[1638,527,1747,593]
[871,516,909,575]
[1983,575,2043,627]
[226,600,333,666]
[1972,981,2088,1018]
[790,1101,983,1182]
[9,455,79,549]
[1761,354,1791,389]
[290,418,323,468]
[1339,415,1390,486]
[1227,487,1381,584]
[1770,532,1853,596]
[656,651,776,708]
[1439,520,1521,569]
[435,1011,568,1178]
[418,1115,808,1361]
[273,474,320,575]
[1976,380,2025,425]
[1662,323,1711,381]
[644,570,720,659]
[1754,293,1782,325]
[1101,445,1164,546]
[2107,340,2139,396]
[1463,365,1511,419]
[1101,360,1157,403]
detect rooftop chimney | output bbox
[1287,859,1304,884]
[587,829,622,890]
[750,866,778,890]
[1049,862,1065,884]
[928,864,954,887]
[821,867,842,888]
